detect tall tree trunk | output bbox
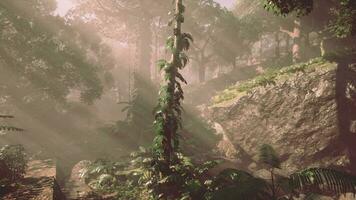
[292,19,302,63]
[320,38,326,57]
[285,34,290,54]
[198,62,206,83]
[138,17,152,81]
[275,32,280,59]
[271,169,276,200]
[260,36,264,60]
[304,31,310,60]
[232,57,237,69]
[153,18,161,82]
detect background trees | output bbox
[0,0,105,105]
[263,0,356,60]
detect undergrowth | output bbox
[213,57,327,104]
[80,147,220,200]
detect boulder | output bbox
[207,60,356,175]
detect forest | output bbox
[0,0,356,199]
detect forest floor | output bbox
[62,161,92,200]
[1,159,62,200]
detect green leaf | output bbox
[157,59,168,71]
[182,33,194,42]
[176,72,187,84]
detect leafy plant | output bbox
[289,168,356,196]
[210,169,268,200]
[258,144,356,199]
[0,145,27,182]
[0,115,24,133]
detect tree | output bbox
[213,10,262,69]
[185,0,263,82]
[0,0,104,104]
[234,0,292,61]
[184,0,221,83]
[70,1,171,144]
[263,0,356,61]
[71,0,171,81]
[153,0,193,165]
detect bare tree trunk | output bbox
[304,31,310,60]
[275,32,280,59]
[137,10,152,81]
[198,63,206,83]
[232,57,237,69]
[153,18,160,82]
[292,19,302,63]
[285,34,290,54]
[260,36,264,60]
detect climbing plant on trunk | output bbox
[153,0,192,165]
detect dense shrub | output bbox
[0,145,27,182]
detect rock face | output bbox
[207,60,356,174]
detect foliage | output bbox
[80,147,219,200]
[257,145,356,199]
[213,57,327,104]
[79,157,143,198]
[289,168,356,195]
[329,0,356,38]
[0,145,27,182]
[210,169,268,200]
[262,0,356,38]
[80,145,356,200]
[262,0,313,17]
[259,144,281,169]
[0,115,23,134]
[0,0,105,104]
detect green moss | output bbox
[213,57,328,105]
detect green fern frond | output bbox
[289,168,356,195]
[0,126,24,132]
[0,115,14,118]
[259,144,281,169]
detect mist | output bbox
[1,0,356,199]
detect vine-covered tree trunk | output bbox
[154,0,192,165]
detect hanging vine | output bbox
[153,0,193,165]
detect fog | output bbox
[1,0,356,199]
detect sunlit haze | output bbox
[214,0,235,8]
[55,0,75,16]
[1,0,356,199]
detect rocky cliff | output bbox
[206,58,356,175]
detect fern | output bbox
[0,126,24,132]
[259,144,281,169]
[289,168,356,195]
[0,115,24,132]
[0,115,14,119]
